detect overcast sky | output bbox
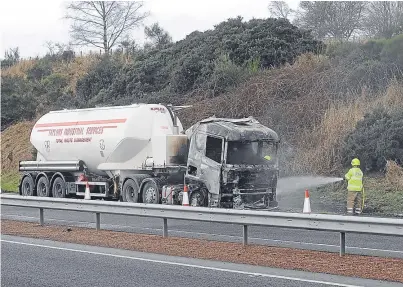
[0,0,300,58]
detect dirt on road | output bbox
[2,219,403,283]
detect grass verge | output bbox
[314,176,403,216]
[0,172,20,192]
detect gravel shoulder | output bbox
[2,219,403,283]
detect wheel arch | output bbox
[35,172,52,187]
[50,172,67,188]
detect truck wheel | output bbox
[142,179,160,204]
[122,179,139,203]
[52,177,66,198]
[21,176,35,196]
[190,190,207,207]
[36,176,51,197]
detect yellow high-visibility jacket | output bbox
[264,155,271,161]
[345,167,363,192]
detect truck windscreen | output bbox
[226,141,277,165]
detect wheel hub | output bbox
[127,186,135,201]
[145,187,156,203]
[23,182,30,195]
[55,184,62,196]
[39,183,46,195]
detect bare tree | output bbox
[268,1,294,19]
[1,47,20,67]
[65,1,149,53]
[144,22,172,49]
[45,41,56,56]
[295,1,366,41]
[363,1,403,38]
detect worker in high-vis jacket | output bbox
[344,158,364,215]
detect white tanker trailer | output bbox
[19,103,280,209]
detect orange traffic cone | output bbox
[182,185,189,206]
[303,189,311,213]
[84,182,91,200]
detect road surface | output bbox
[2,235,400,287]
[1,206,402,259]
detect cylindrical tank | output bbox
[31,104,184,176]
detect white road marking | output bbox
[2,214,402,254]
[1,239,362,287]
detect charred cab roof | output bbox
[186,117,279,142]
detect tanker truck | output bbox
[18,103,280,209]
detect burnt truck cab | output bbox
[184,117,280,209]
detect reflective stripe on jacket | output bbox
[345,167,363,192]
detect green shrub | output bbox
[98,17,322,104]
[380,34,403,69]
[341,107,403,172]
[325,41,359,58]
[361,40,384,60]
[206,54,247,96]
[0,76,37,128]
[76,57,122,103]
[27,58,53,81]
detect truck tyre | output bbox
[36,176,51,197]
[142,179,160,204]
[52,177,66,198]
[21,176,35,196]
[190,189,207,207]
[122,179,139,203]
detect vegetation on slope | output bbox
[1,17,402,214]
[1,121,35,191]
[1,17,322,129]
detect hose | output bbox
[362,187,365,211]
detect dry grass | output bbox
[291,81,403,175]
[179,53,331,131]
[1,59,37,78]
[1,121,35,172]
[1,121,35,191]
[179,54,403,176]
[1,55,100,95]
[385,160,403,190]
[53,55,100,93]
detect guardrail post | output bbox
[163,218,168,238]
[39,208,44,226]
[340,232,346,256]
[243,225,248,245]
[95,213,101,230]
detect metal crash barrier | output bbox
[1,194,403,256]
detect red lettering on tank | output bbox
[64,128,84,136]
[150,107,166,113]
[86,126,104,135]
[74,137,92,142]
[47,129,63,136]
